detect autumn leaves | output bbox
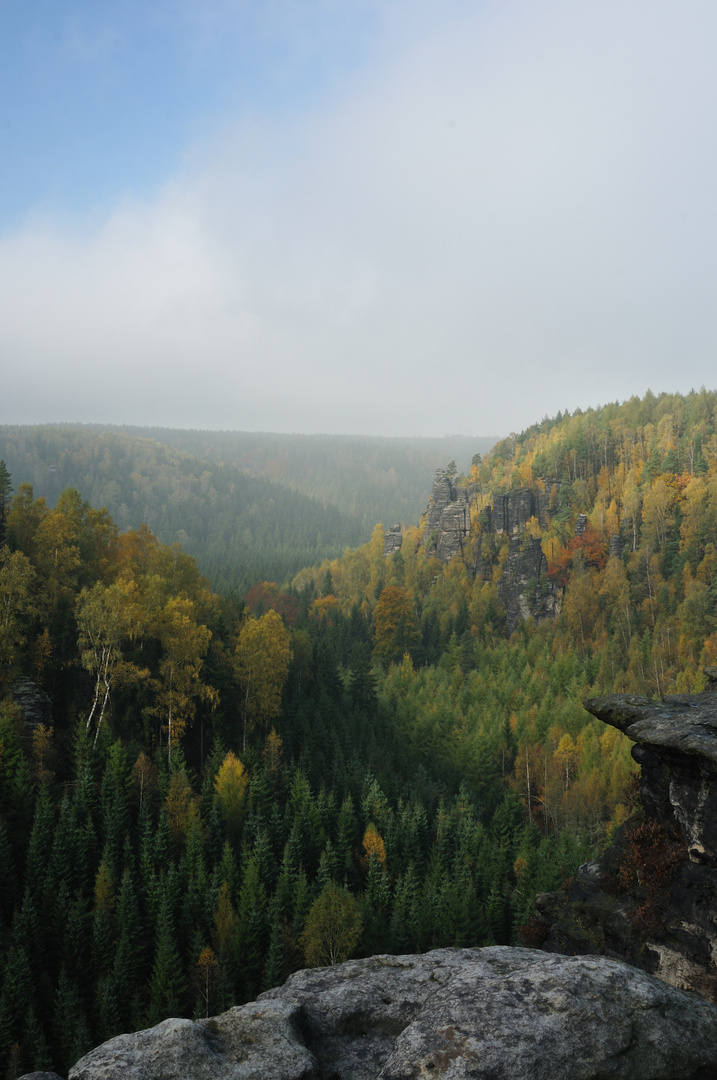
[233,610,291,753]
[0,478,296,763]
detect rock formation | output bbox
[12,678,52,731]
[496,535,560,634]
[43,947,717,1080]
[487,482,561,535]
[383,524,403,556]
[574,512,589,536]
[419,474,566,631]
[422,470,473,563]
[538,692,717,1001]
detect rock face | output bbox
[383,524,403,556]
[13,678,52,731]
[489,488,535,535]
[539,692,717,1001]
[419,475,566,631]
[496,535,560,634]
[422,470,473,563]
[488,482,561,535]
[65,947,717,1080]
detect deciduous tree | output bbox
[372,585,419,665]
[233,610,290,752]
[152,596,216,761]
[301,883,362,967]
[214,751,248,836]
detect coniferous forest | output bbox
[1,388,717,1075]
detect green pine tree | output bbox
[148,902,187,1025]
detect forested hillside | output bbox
[94,427,498,535]
[1,387,716,1075]
[0,426,364,593]
[0,473,597,1074]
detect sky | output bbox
[1,0,717,438]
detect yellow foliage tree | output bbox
[263,728,284,781]
[233,610,291,751]
[132,750,158,809]
[94,860,115,918]
[0,546,37,691]
[214,750,249,836]
[362,823,387,867]
[152,595,216,762]
[372,585,419,666]
[77,576,149,746]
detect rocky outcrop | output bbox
[496,535,560,634]
[538,692,717,1001]
[489,488,535,535]
[13,679,52,731]
[422,471,473,563]
[383,524,403,556]
[63,947,717,1080]
[609,534,623,558]
[487,481,561,535]
[575,512,589,535]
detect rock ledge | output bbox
[62,946,717,1080]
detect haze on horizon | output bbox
[2,1,716,439]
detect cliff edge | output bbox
[538,691,717,1001]
[28,946,717,1080]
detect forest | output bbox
[98,426,496,533]
[0,426,497,594]
[0,426,364,595]
[1,387,716,1075]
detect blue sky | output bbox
[2,1,717,436]
[0,1,376,223]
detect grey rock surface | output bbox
[68,947,717,1080]
[490,489,535,535]
[12,678,53,730]
[585,693,717,764]
[497,535,559,633]
[422,470,472,563]
[18,1074,65,1080]
[489,482,561,536]
[383,524,403,556]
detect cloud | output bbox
[2,0,717,435]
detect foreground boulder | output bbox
[65,946,717,1080]
[538,692,717,999]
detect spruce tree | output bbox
[0,945,35,1068]
[148,901,187,1026]
[113,869,146,1027]
[235,855,267,999]
[24,784,56,905]
[261,910,287,992]
[54,968,91,1073]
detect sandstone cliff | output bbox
[420,469,474,563]
[405,471,561,632]
[30,946,717,1080]
[538,691,717,1001]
